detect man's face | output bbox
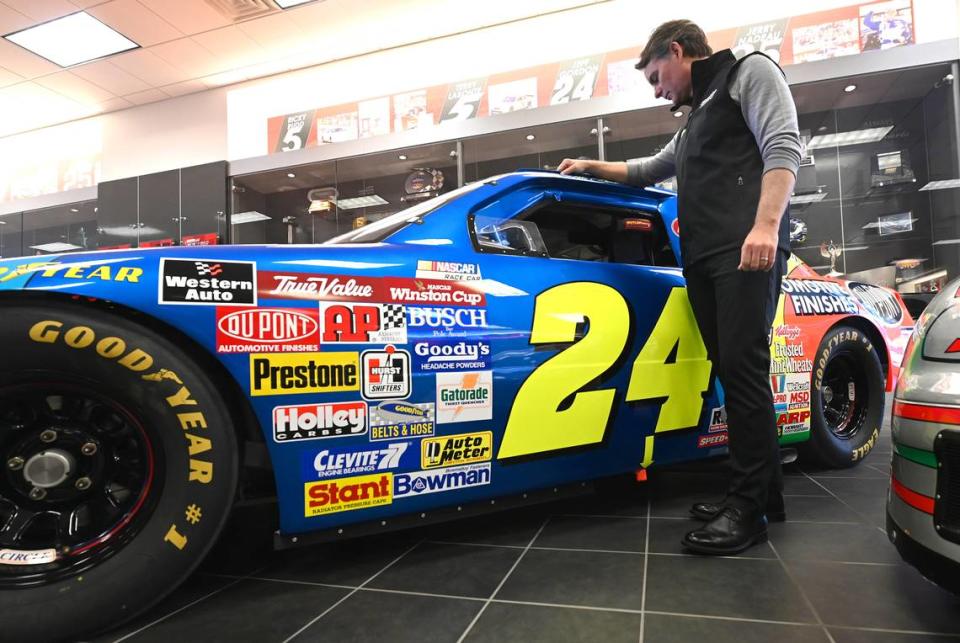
[642,42,694,109]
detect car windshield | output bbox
[325,181,484,244]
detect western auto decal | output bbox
[319,302,407,344]
[273,400,367,442]
[216,307,320,353]
[361,345,412,400]
[160,258,256,306]
[258,272,485,306]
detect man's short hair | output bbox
[636,20,712,70]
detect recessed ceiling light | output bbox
[807,126,893,150]
[30,242,83,253]
[337,195,389,210]
[398,154,408,160]
[673,111,683,118]
[844,84,857,93]
[231,211,272,225]
[287,172,296,178]
[70,208,78,213]
[4,12,139,68]
[525,134,536,141]
[274,0,316,8]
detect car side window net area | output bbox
[473,201,677,267]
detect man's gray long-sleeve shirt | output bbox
[626,54,801,187]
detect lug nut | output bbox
[29,487,46,500]
[80,442,98,456]
[39,430,57,443]
[74,477,92,491]
[6,456,24,471]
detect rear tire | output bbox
[801,324,884,468]
[0,301,238,642]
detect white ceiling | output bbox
[0,0,607,138]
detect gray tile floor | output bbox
[87,407,960,643]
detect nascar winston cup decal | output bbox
[361,345,411,400]
[159,258,256,305]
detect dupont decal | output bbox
[369,402,435,441]
[250,352,359,396]
[304,473,392,516]
[421,432,492,469]
[413,340,490,372]
[848,282,903,325]
[258,272,485,306]
[160,259,256,305]
[394,462,491,498]
[0,548,57,565]
[302,442,411,480]
[273,401,367,442]
[781,279,857,316]
[216,307,320,353]
[360,346,411,400]
[415,260,482,281]
[407,307,488,336]
[319,302,407,344]
[436,371,493,424]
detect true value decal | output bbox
[159,258,256,305]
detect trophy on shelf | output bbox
[820,240,843,276]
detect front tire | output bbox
[801,324,884,468]
[0,301,238,641]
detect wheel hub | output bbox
[22,450,74,489]
[822,386,834,404]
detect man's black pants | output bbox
[684,248,787,513]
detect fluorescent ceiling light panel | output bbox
[275,0,316,7]
[789,193,827,205]
[231,211,272,225]
[337,195,389,210]
[919,179,960,191]
[30,242,82,253]
[4,12,139,67]
[806,126,893,150]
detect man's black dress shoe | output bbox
[690,496,786,523]
[681,506,768,555]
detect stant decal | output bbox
[413,339,490,372]
[394,462,491,498]
[251,352,359,396]
[319,302,407,344]
[415,260,482,281]
[302,442,411,480]
[273,401,367,442]
[369,401,435,441]
[360,345,412,400]
[216,307,319,353]
[421,431,492,469]
[436,370,493,423]
[160,259,256,306]
[304,473,392,516]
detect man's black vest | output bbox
[674,49,790,267]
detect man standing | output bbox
[558,19,801,555]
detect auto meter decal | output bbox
[847,282,903,325]
[216,307,319,353]
[160,259,257,306]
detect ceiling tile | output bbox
[136,0,231,35]
[0,3,32,34]
[0,81,92,137]
[0,65,24,89]
[94,96,132,112]
[151,38,228,78]
[1,0,78,22]
[35,70,117,104]
[0,38,63,78]
[71,59,151,94]
[124,87,169,105]
[237,11,310,57]
[191,25,265,69]
[162,77,208,97]
[109,48,191,86]
[86,0,183,47]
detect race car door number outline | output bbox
[498,283,712,460]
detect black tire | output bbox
[801,324,885,469]
[0,301,238,642]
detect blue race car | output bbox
[0,171,910,640]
